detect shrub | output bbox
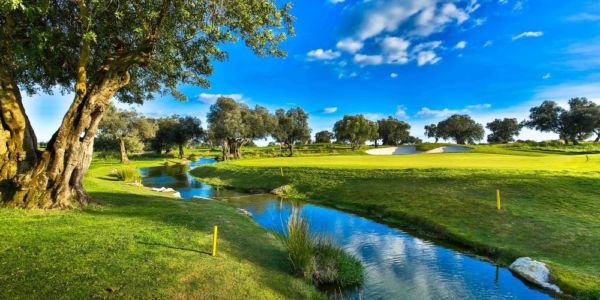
[115,166,141,182]
[282,209,364,286]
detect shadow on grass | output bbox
[137,242,211,256]
[84,191,307,299]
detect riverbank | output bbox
[0,159,324,300]
[190,154,600,299]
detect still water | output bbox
[141,158,554,300]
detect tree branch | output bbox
[128,0,151,36]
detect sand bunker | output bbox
[366,146,473,155]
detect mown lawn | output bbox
[191,151,600,299]
[0,160,324,300]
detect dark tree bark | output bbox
[118,138,130,163]
[178,143,184,159]
[287,143,294,157]
[222,139,230,161]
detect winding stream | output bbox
[140,158,554,300]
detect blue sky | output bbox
[25,0,600,144]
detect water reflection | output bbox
[228,197,554,300]
[139,158,243,199]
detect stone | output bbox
[151,187,176,193]
[236,208,253,218]
[270,185,290,196]
[509,257,561,293]
[172,192,181,198]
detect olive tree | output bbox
[377,116,411,145]
[437,114,484,144]
[486,118,522,144]
[271,107,311,156]
[333,115,378,150]
[314,130,334,143]
[1,0,294,209]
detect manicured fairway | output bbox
[0,160,323,300]
[192,150,600,299]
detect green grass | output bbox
[0,159,324,300]
[114,166,142,182]
[190,150,600,299]
[282,209,364,287]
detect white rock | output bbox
[236,208,253,218]
[172,192,181,198]
[270,185,290,196]
[151,187,176,193]
[509,257,561,293]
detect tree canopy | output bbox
[333,115,378,151]
[314,130,334,143]
[486,118,522,144]
[424,124,440,143]
[436,114,484,144]
[271,107,311,156]
[377,116,411,145]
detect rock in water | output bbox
[270,185,290,195]
[172,192,181,198]
[236,208,253,218]
[509,257,561,293]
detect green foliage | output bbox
[333,114,378,150]
[437,114,484,144]
[115,166,141,182]
[314,130,334,143]
[486,118,523,143]
[424,124,440,142]
[377,116,411,145]
[280,185,306,199]
[271,107,311,156]
[282,209,364,286]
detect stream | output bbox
[140,158,554,300]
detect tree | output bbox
[424,124,440,143]
[271,107,311,156]
[1,1,293,209]
[523,99,599,145]
[207,97,242,161]
[437,114,484,144]
[151,117,177,155]
[98,105,157,162]
[314,131,334,143]
[405,136,423,144]
[231,104,277,159]
[333,115,379,151]
[377,116,411,145]
[170,116,203,159]
[486,118,522,144]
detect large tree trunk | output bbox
[594,133,600,143]
[570,135,579,146]
[118,138,130,163]
[222,139,230,161]
[287,143,294,157]
[0,64,39,196]
[3,66,131,209]
[178,142,184,159]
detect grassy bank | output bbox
[190,152,600,299]
[0,159,324,300]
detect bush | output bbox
[282,209,364,286]
[115,166,141,182]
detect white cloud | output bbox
[329,0,345,3]
[396,105,409,119]
[381,37,411,64]
[415,107,458,118]
[513,1,523,10]
[474,18,486,26]
[454,41,467,49]
[512,31,543,40]
[323,107,338,113]
[364,113,384,121]
[307,49,341,60]
[390,73,398,78]
[336,38,364,53]
[353,54,384,66]
[499,0,508,3]
[533,82,600,103]
[483,40,493,47]
[350,72,358,77]
[197,93,244,104]
[416,51,441,66]
[466,103,491,109]
[542,73,551,79]
[566,13,600,21]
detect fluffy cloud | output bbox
[542,73,551,79]
[417,51,441,66]
[498,0,507,3]
[454,41,467,49]
[307,49,341,60]
[396,105,409,119]
[566,13,600,21]
[483,40,493,47]
[381,37,411,64]
[364,113,384,121]
[336,38,364,53]
[390,73,398,78]
[512,31,543,40]
[197,93,244,104]
[415,107,458,118]
[353,54,384,66]
[323,107,338,113]
[513,1,523,10]
[329,0,345,3]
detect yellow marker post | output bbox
[280,167,284,177]
[496,190,501,210]
[212,226,218,257]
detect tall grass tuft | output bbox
[282,208,364,287]
[115,166,141,182]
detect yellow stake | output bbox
[212,226,218,256]
[496,189,501,210]
[280,167,284,177]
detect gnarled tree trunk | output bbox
[0,64,39,198]
[222,139,230,161]
[118,138,130,163]
[4,65,131,209]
